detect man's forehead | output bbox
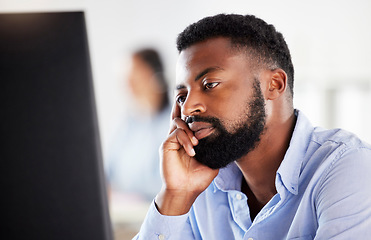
[175,39,252,86]
[176,39,226,73]
[175,56,224,87]
[175,52,189,85]
[177,37,233,61]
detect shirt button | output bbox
[158,234,165,240]
[236,193,242,200]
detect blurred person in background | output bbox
[105,48,171,201]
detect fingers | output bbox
[165,126,198,157]
[174,129,196,157]
[166,101,198,156]
[171,101,181,120]
[168,101,180,134]
[172,118,198,144]
[169,102,197,144]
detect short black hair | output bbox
[176,14,294,96]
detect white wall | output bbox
[2,0,371,153]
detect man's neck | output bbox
[236,110,297,220]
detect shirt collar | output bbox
[276,109,314,195]
[213,110,314,196]
[213,162,242,193]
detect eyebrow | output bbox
[175,66,224,90]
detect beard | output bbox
[187,79,266,169]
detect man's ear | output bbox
[267,69,287,100]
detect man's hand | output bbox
[155,102,219,216]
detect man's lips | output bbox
[188,122,215,140]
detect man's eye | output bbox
[204,82,219,90]
[176,95,186,104]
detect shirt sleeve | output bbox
[315,147,371,239]
[132,200,195,240]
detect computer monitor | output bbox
[0,12,113,240]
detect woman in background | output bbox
[105,48,170,200]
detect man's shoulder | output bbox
[303,127,371,187]
[310,126,371,151]
[297,126,371,191]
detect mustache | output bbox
[185,115,221,126]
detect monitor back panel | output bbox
[0,12,113,240]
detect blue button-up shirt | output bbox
[134,110,371,239]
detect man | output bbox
[133,14,371,239]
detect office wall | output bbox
[1,0,371,153]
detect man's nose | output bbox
[181,91,206,117]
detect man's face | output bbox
[175,37,267,169]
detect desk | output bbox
[109,192,151,240]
